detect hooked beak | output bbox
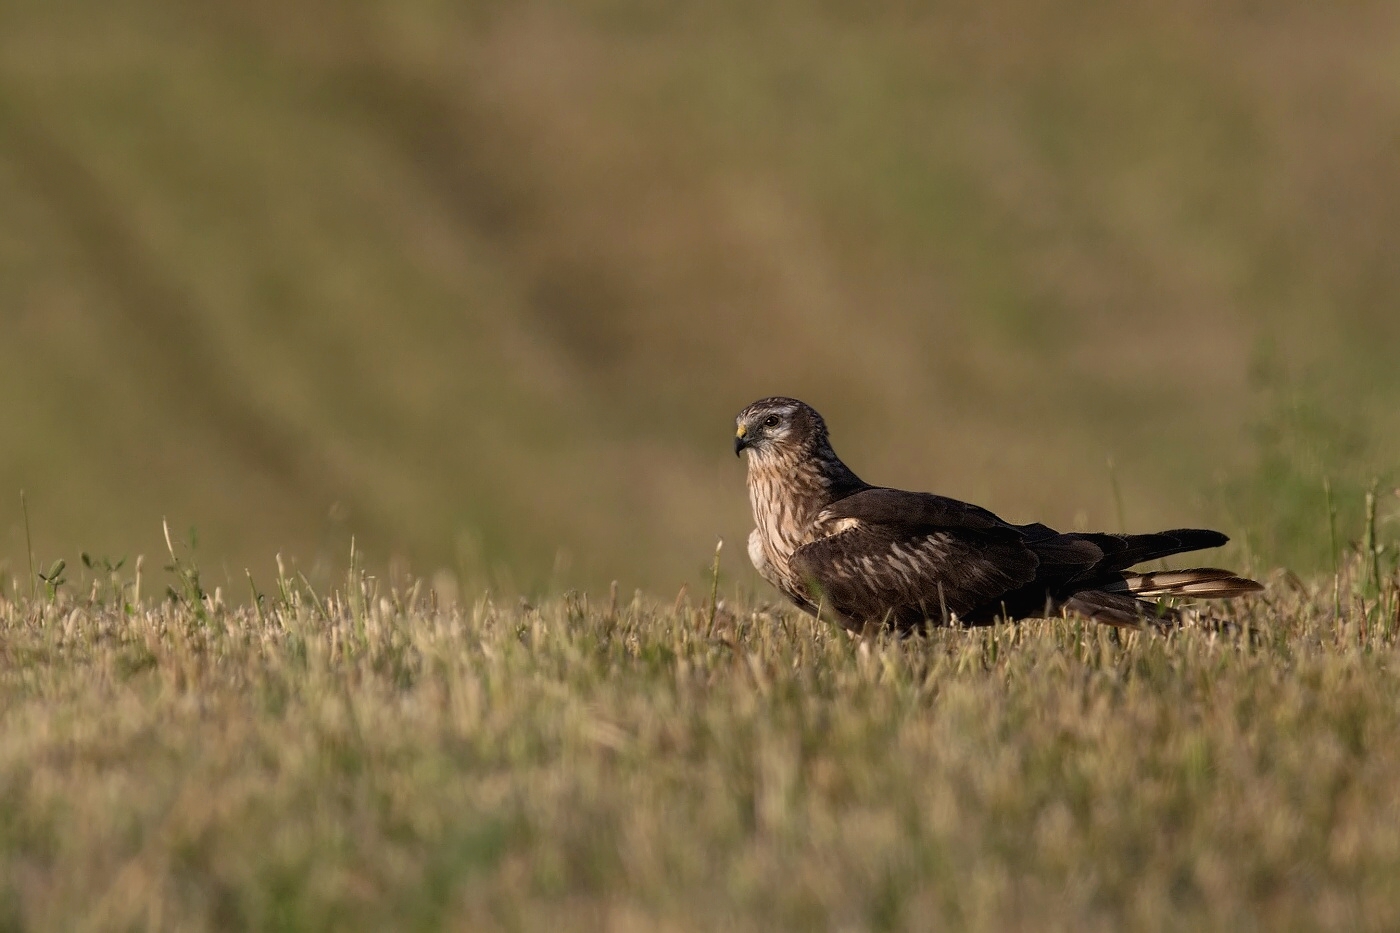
[734,425,750,457]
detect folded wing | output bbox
[790,488,1043,628]
[788,486,1252,630]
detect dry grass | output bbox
[3,549,1400,931]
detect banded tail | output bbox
[1117,568,1263,600]
[1054,529,1263,628]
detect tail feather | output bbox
[1116,568,1264,599]
[1031,525,1261,628]
[1063,567,1263,629]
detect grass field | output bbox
[4,537,1399,931]
[7,5,1400,927]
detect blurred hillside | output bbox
[1,0,1398,594]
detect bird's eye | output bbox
[763,415,780,428]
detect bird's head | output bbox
[734,397,829,462]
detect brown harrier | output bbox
[735,397,1261,632]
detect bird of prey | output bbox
[734,396,1261,632]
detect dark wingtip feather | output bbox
[1073,527,1233,576]
[1159,528,1230,550]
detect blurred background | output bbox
[2,0,1397,597]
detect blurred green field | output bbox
[3,555,1399,930]
[2,0,1398,592]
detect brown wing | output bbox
[819,487,1022,532]
[789,488,1046,628]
